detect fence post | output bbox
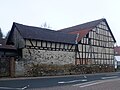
[10,57,15,77]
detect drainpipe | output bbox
[75,33,80,65]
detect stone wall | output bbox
[15,48,75,76]
[23,48,75,65]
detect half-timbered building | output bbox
[59,19,116,66]
[6,22,77,76]
[6,18,116,76]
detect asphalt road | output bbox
[27,78,120,90]
[0,72,120,90]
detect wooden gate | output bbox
[0,57,10,77]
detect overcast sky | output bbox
[0,0,120,45]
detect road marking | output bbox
[22,85,30,90]
[84,75,87,78]
[73,80,99,86]
[79,78,120,88]
[0,87,21,90]
[74,78,120,88]
[0,85,29,90]
[101,76,118,80]
[58,79,87,84]
[79,81,104,88]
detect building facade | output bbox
[60,20,115,66]
[5,18,116,76]
[114,46,120,69]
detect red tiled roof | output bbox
[58,19,103,33]
[69,28,92,42]
[58,18,116,43]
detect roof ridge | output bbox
[58,18,105,32]
[13,22,55,32]
[12,22,77,44]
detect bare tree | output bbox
[40,22,51,29]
